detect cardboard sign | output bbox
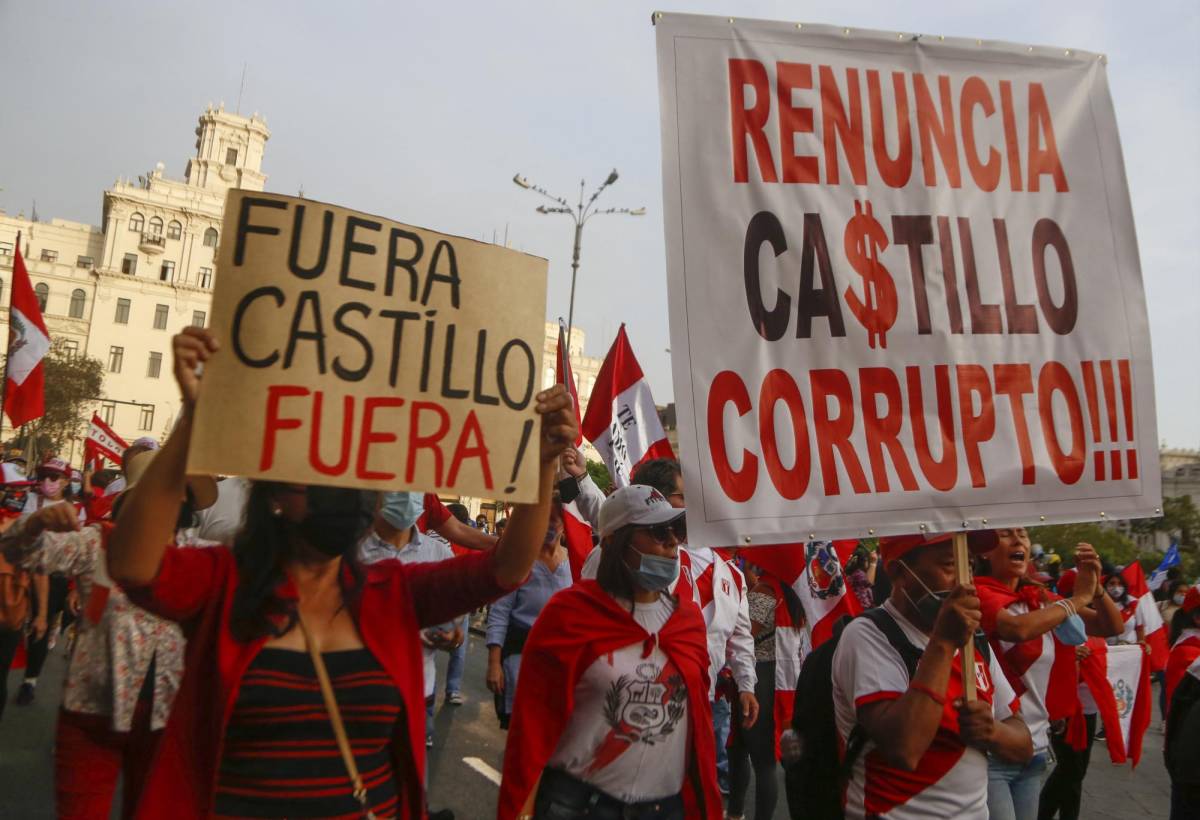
[655,14,1160,545]
[188,191,548,501]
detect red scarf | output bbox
[498,580,720,819]
[975,576,1078,720]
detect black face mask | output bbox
[299,486,376,558]
[899,561,951,628]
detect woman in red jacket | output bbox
[498,484,721,820]
[106,328,577,820]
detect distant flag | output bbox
[1121,562,1169,671]
[3,237,50,428]
[555,319,583,445]
[1147,543,1181,592]
[555,319,593,580]
[84,414,129,469]
[580,325,673,488]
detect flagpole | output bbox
[0,230,18,441]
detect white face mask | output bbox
[1174,593,1187,606]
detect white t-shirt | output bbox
[1109,601,1145,645]
[832,601,1020,820]
[193,477,251,544]
[548,595,690,803]
[989,600,1054,752]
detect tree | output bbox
[586,459,612,493]
[1129,495,1200,551]
[1026,522,1139,567]
[4,340,104,459]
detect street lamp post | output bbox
[512,170,645,345]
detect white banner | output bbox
[655,13,1160,546]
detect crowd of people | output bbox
[1,327,1197,820]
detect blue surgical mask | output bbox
[380,491,424,532]
[628,550,680,592]
[1054,613,1088,646]
[70,481,82,495]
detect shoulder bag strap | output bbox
[297,616,377,820]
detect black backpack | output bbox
[1165,672,1200,796]
[786,608,990,820]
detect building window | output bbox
[199,267,213,288]
[61,339,79,358]
[191,310,206,328]
[160,261,175,282]
[147,351,162,379]
[114,298,130,324]
[34,283,49,312]
[40,249,58,263]
[167,220,182,240]
[139,405,155,432]
[0,241,12,257]
[203,228,219,248]
[122,253,138,276]
[148,216,164,236]
[129,213,144,233]
[0,278,5,303]
[69,289,86,319]
[225,147,238,165]
[100,402,116,426]
[76,255,93,268]
[153,304,168,330]
[107,346,124,373]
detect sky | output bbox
[1,0,1197,448]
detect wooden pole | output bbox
[953,531,976,701]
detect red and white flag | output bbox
[1121,562,1168,671]
[85,413,129,468]
[580,325,673,487]
[556,320,594,580]
[1079,640,1152,766]
[3,240,49,428]
[740,540,862,753]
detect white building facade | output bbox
[0,104,269,465]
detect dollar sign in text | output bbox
[842,200,898,349]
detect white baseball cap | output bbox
[598,484,684,538]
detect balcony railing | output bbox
[138,232,166,253]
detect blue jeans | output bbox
[988,752,1049,820]
[445,615,469,695]
[712,697,732,778]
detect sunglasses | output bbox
[635,517,687,545]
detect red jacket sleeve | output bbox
[123,545,228,623]
[403,548,515,629]
[976,582,1009,635]
[421,493,452,529]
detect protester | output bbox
[105,327,576,819]
[1,450,200,819]
[16,456,82,706]
[844,545,879,609]
[831,532,1033,819]
[973,530,1123,820]
[598,457,757,796]
[0,466,36,721]
[726,561,785,820]
[1160,579,1188,630]
[439,502,478,706]
[1104,568,1147,647]
[485,499,571,728]
[1164,654,1200,819]
[498,484,720,819]
[475,513,490,533]
[1164,586,1200,714]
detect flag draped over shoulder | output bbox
[4,242,49,428]
[1121,562,1168,671]
[740,540,861,756]
[581,325,673,488]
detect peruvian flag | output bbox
[580,325,673,488]
[4,241,49,428]
[85,413,129,468]
[740,540,862,754]
[555,320,594,580]
[1079,640,1152,766]
[1121,562,1169,671]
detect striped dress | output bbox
[214,647,402,818]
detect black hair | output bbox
[595,526,638,603]
[1169,606,1200,645]
[630,458,682,497]
[446,502,471,526]
[229,482,365,643]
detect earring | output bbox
[271,507,283,517]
